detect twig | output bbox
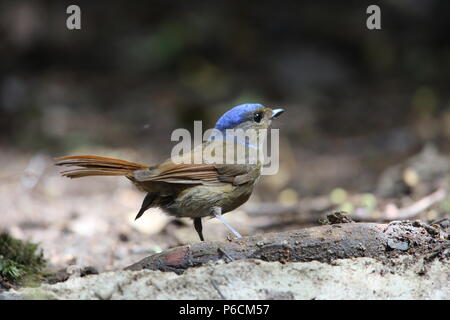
[217,247,234,262]
[210,279,226,300]
[245,197,332,217]
[395,189,447,219]
[353,188,448,221]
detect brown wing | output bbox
[134,160,260,186]
[134,161,222,185]
[134,140,261,186]
[215,163,261,185]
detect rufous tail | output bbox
[54,155,149,178]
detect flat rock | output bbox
[8,256,449,300]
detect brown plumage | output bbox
[55,155,149,178]
[55,104,284,241]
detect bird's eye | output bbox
[253,112,263,123]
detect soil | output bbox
[7,255,449,300]
[1,148,448,299]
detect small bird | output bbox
[55,103,284,241]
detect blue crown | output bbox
[215,103,263,131]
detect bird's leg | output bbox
[212,207,238,262]
[212,207,242,239]
[193,217,205,241]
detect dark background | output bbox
[0,1,449,271]
[1,1,449,194]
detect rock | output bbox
[9,256,450,300]
[46,265,99,285]
[324,211,354,224]
[387,239,409,251]
[80,266,99,277]
[45,269,70,284]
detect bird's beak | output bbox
[270,108,285,119]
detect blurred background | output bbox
[0,1,449,272]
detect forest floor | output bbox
[0,145,449,299]
[7,256,449,299]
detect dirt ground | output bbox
[1,1,449,301]
[2,146,448,273]
[8,256,449,300]
[0,147,278,273]
[1,147,448,299]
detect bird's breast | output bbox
[165,182,255,218]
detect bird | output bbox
[55,103,284,241]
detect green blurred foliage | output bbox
[0,232,46,286]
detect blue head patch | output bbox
[215,103,263,131]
